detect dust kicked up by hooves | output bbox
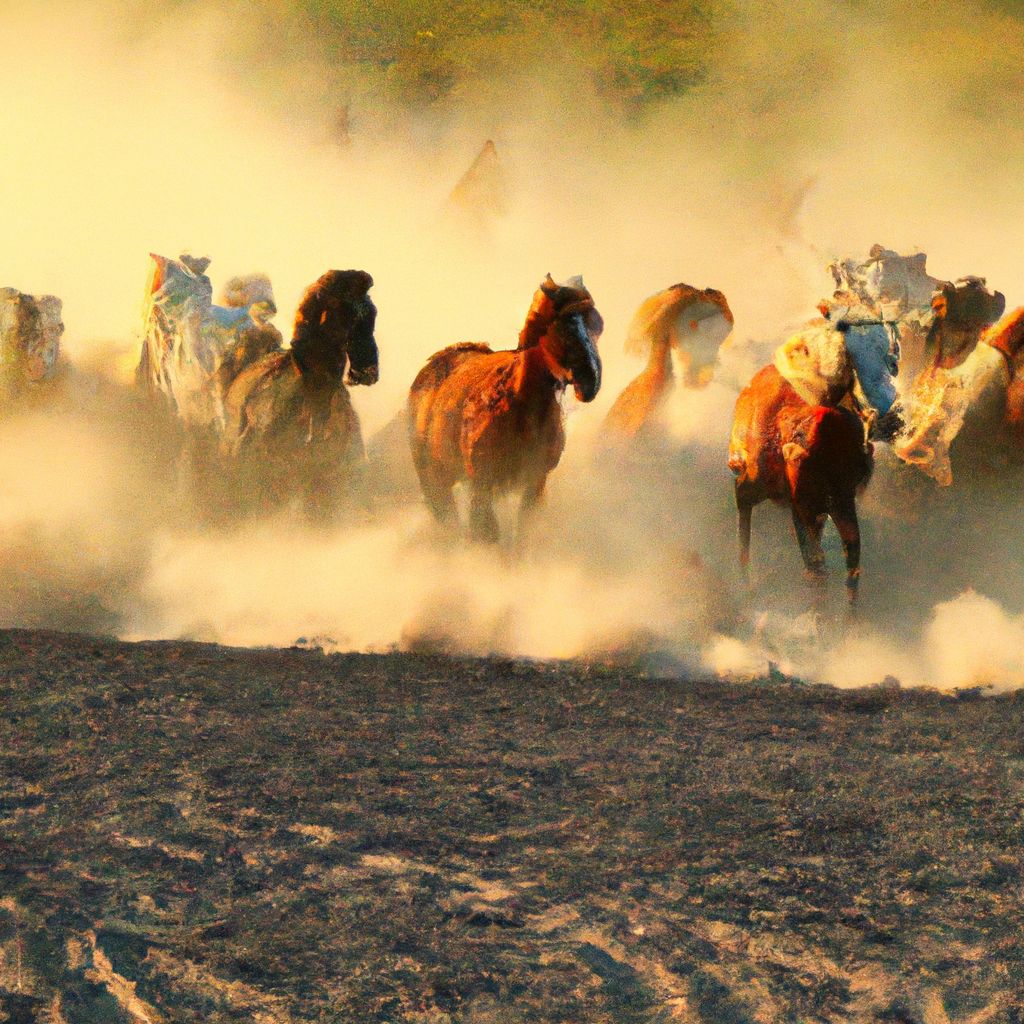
[2,1,1024,690]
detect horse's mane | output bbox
[623,284,732,358]
[518,288,556,350]
[293,270,373,339]
[517,277,599,351]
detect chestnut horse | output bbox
[222,269,378,514]
[408,275,603,542]
[730,331,873,601]
[604,283,733,439]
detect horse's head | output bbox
[668,286,733,387]
[932,278,1006,331]
[524,274,603,401]
[773,324,853,407]
[926,278,1006,369]
[292,269,378,387]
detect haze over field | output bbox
[3,0,1024,688]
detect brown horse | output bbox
[222,269,378,514]
[604,283,733,439]
[730,360,873,601]
[408,275,603,542]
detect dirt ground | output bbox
[1,628,1023,1023]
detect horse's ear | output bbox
[179,254,211,276]
[540,274,558,296]
[566,275,584,290]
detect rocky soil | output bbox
[1,628,1023,1022]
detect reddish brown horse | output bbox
[222,269,378,514]
[408,275,603,542]
[729,362,873,601]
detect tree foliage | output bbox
[237,0,719,109]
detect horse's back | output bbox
[408,342,497,446]
[409,342,547,488]
[730,364,802,499]
[222,349,298,446]
[410,342,493,396]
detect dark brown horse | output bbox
[222,269,378,514]
[921,276,1005,370]
[408,275,602,542]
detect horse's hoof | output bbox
[845,575,860,613]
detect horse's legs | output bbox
[829,492,862,604]
[469,484,500,544]
[421,470,458,526]
[410,446,458,526]
[517,474,547,542]
[791,502,827,580]
[735,488,753,580]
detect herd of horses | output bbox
[4,245,1024,607]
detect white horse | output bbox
[136,253,281,431]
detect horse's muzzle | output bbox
[566,333,601,402]
[572,371,600,403]
[346,364,379,386]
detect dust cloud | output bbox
[2,0,1024,689]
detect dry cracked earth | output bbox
[0,628,1023,1022]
